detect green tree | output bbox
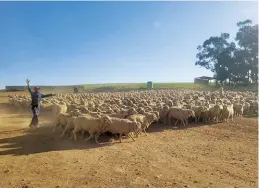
[195,19,258,85]
[235,19,258,83]
[195,33,236,84]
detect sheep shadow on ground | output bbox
[148,113,258,133]
[1,107,257,156]
[0,124,117,156]
[147,118,215,133]
[0,103,10,109]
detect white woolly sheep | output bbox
[221,104,234,122]
[72,115,110,143]
[233,104,244,117]
[103,116,141,142]
[53,112,72,132]
[167,107,195,127]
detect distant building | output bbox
[194,76,215,85]
[147,81,153,89]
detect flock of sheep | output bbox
[8,88,258,143]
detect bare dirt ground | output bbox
[0,92,258,188]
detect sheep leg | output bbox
[143,127,148,136]
[216,116,219,124]
[134,130,139,137]
[81,131,85,140]
[136,130,141,136]
[53,124,58,133]
[174,119,179,127]
[95,133,101,144]
[129,133,135,141]
[168,116,171,126]
[197,116,200,124]
[184,119,188,126]
[68,131,73,140]
[60,125,68,137]
[84,134,93,141]
[73,130,77,141]
[182,119,186,127]
[119,133,122,143]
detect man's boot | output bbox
[34,116,39,127]
[29,117,35,128]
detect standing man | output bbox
[74,86,78,93]
[26,79,56,128]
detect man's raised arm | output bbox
[41,93,56,98]
[26,79,32,94]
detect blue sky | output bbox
[0,1,258,88]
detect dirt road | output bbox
[0,93,257,188]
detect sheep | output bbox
[68,109,83,117]
[102,116,141,142]
[52,102,67,119]
[159,105,170,125]
[107,112,126,119]
[166,107,195,127]
[127,113,156,136]
[72,115,110,143]
[67,104,77,112]
[242,102,251,115]
[8,88,258,130]
[124,107,138,118]
[208,105,221,124]
[250,101,258,114]
[200,107,210,124]
[152,111,160,124]
[53,112,72,132]
[137,107,146,115]
[233,104,244,117]
[191,106,205,124]
[60,116,77,138]
[221,104,234,122]
[143,112,158,131]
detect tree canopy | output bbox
[195,19,258,85]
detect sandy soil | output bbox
[0,92,258,188]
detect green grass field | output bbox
[82,82,215,91]
[2,82,217,93]
[3,82,257,93]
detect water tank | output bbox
[147,81,153,89]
